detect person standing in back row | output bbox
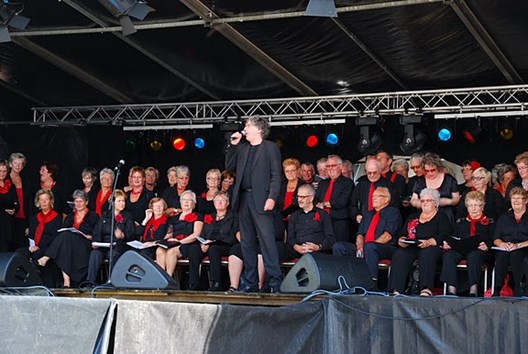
[226,116,283,293]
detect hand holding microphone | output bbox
[230,130,245,145]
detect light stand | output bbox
[105,160,124,285]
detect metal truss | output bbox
[32,84,528,126]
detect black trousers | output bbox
[494,248,528,296]
[388,246,442,293]
[188,243,232,285]
[239,191,282,288]
[440,250,493,289]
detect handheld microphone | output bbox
[230,131,246,141]
[114,159,125,171]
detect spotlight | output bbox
[355,116,381,156]
[306,135,318,148]
[193,137,205,149]
[399,115,426,154]
[325,133,339,147]
[124,138,137,153]
[172,137,186,151]
[463,126,482,143]
[437,127,452,142]
[149,139,162,152]
[97,0,155,36]
[0,3,31,43]
[499,124,514,141]
[305,0,337,18]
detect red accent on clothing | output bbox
[130,188,143,195]
[0,179,11,194]
[73,211,86,229]
[323,179,335,212]
[15,187,25,219]
[365,211,380,243]
[407,218,419,240]
[467,214,489,236]
[34,210,59,245]
[183,213,198,222]
[204,214,214,224]
[367,182,375,211]
[115,213,124,224]
[95,189,112,217]
[283,191,294,211]
[313,212,321,221]
[142,215,168,242]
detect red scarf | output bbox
[34,210,59,245]
[142,215,167,241]
[0,179,11,194]
[131,188,143,196]
[73,210,86,229]
[95,189,112,216]
[467,214,489,236]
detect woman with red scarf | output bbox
[136,197,170,260]
[441,191,495,296]
[124,166,154,225]
[0,160,18,252]
[156,190,203,280]
[37,190,99,287]
[188,191,239,291]
[8,153,30,251]
[21,189,62,287]
[93,168,114,217]
[389,188,451,296]
[34,161,66,216]
[86,189,135,284]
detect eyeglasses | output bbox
[511,196,527,201]
[207,177,219,180]
[284,169,297,174]
[180,198,193,202]
[325,163,341,168]
[410,165,422,170]
[471,176,486,181]
[424,168,437,174]
[297,195,313,199]
[420,199,435,203]
[517,165,528,171]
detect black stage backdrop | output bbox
[1,116,527,197]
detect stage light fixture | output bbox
[325,132,339,147]
[97,0,155,36]
[124,138,137,152]
[306,135,319,148]
[463,125,482,143]
[172,137,186,151]
[437,127,452,142]
[193,137,205,150]
[355,116,381,156]
[305,0,337,18]
[399,115,426,154]
[499,123,514,141]
[0,3,31,43]
[149,139,162,152]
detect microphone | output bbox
[114,159,125,171]
[230,131,246,141]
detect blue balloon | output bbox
[437,128,452,142]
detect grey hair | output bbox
[99,168,115,180]
[180,190,196,204]
[246,116,270,139]
[176,165,191,177]
[9,152,26,166]
[72,189,89,202]
[419,188,441,208]
[392,159,409,171]
[298,183,315,196]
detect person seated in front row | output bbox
[441,191,495,296]
[388,188,451,296]
[136,197,170,260]
[86,189,135,284]
[333,186,402,282]
[284,184,335,259]
[156,190,203,285]
[188,191,239,291]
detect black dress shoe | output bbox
[188,283,199,291]
[208,282,221,291]
[236,284,258,293]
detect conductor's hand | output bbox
[264,198,275,211]
[230,132,243,145]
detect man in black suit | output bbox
[315,154,354,243]
[226,116,283,292]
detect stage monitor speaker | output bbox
[0,252,43,287]
[111,251,179,290]
[280,253,376,293]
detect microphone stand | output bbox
[105,164,122,286]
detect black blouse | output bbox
[200,211,239,246]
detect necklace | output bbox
[216,214,226,220]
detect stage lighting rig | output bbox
[97,0,155,36]
[0,2,31,43]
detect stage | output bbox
[2,288,528,353]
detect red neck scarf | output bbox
[142,215,167,241]
[73,210,87,229]
[131,188,143,196]
[0,179,11,194]
[95,189,112,216]
[467,214,488,236]
[35,209,59,245]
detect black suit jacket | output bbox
[349,175,398,219]
[225,139,281,214]
[315,175,354,220]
